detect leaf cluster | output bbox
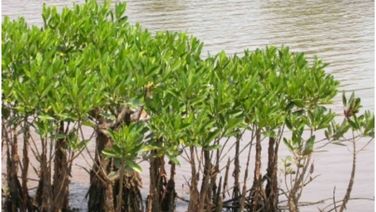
[3,0,373,171]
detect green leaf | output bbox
[82,120,96,128]
[39,114,54,121]
[285,118,293,130]
[142,145,159,152]
[126,160,142,173]
[283,138,294,152]
[102,149,117,158]
[342,91,347,106]
[303,136,315,155]
[332,142,346,146]
[115,3,127,19]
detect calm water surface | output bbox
[2,0,374,211]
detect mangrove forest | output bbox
[2,0,374,211]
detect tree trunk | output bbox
[251,129,264,211]
[265,136,279,211]
[5,125,23,211]
[88,131,112,212]
[198,150,212,211]
[89,108,143,212]
[214,177,223,212]
[36,137,52,212]
[232,135,241,211]
[21,119,33,211]
[146,151,176,211]
[52,121,70,211]
[122,172,144,212]
[188,147,200,211]
[147,152,168,212]
[104,181,115,212]
[162,163,176,212]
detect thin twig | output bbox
[332,186,338,212]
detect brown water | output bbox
[2,0,374,211]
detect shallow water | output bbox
[2,0,374,211]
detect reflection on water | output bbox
[2,0,374,211]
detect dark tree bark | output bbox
[52,121,70,211]
[214,177,223,212]
[162,163,176,212]
[188,147,200,212]
[21,119,33,211]
[88,130,113,212]
[35,137,52,212]
[198,150,213,211]
[88,107,143,212]
[250,129,265,211]
[147,152,168,212]
[4,125,23,211]
[121,172,144,212]
[265,136,279,211]
[232,135,241,211]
